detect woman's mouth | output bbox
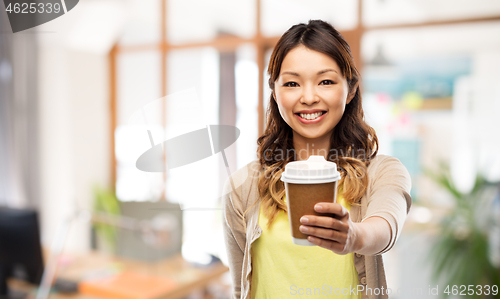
[295,111,327,123]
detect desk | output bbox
[9,251,229,299]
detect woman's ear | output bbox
[347,91,355,104]
[346,80,359,104]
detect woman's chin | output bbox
[292,129,331,141]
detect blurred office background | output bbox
[1,0,500,298]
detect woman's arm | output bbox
[360,156,412,254]
[298,203,393,255]
[298,198,404,256]
[299,156,411,255]
[222,175,247,299]
[353,216,392,255]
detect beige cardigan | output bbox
[222,154,412,299]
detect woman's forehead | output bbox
[279,46,342,76]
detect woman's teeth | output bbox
[299,112,324,120]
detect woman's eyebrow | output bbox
[317,69,338,75]
[281,71,300,76]
[281,69,338,77]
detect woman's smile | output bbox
[295,110,327,123]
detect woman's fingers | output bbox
[313,202,348,219]
[299,202,350,232]
[299,224,347,243]
[299,214,346,231]
[297,202,358,254]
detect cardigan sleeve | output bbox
[222,169,248,299]
[362,156,412,255]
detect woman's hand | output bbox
[299,202,361,255]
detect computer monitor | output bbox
[0,207,44,299]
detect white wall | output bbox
[37,0,124,252]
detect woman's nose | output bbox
[300,85,319,105]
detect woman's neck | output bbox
[292,131,332,161]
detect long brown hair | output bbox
[255,20,379,228]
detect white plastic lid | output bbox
[280,155,341,184]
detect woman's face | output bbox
[274,45,352,144]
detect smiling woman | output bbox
[260,20,374,221]
[222,20,412,299]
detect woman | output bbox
[222,20,412,299]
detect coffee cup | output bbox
[280,155,341,246]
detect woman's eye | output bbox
[320,80,334,85]
[284,82,299,87]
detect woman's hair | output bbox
[254,20,379,228]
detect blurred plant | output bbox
[424,161,500,298]
[93,185,121,254]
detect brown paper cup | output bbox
[281,156,340,246]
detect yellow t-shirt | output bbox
[250,192,361,299]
